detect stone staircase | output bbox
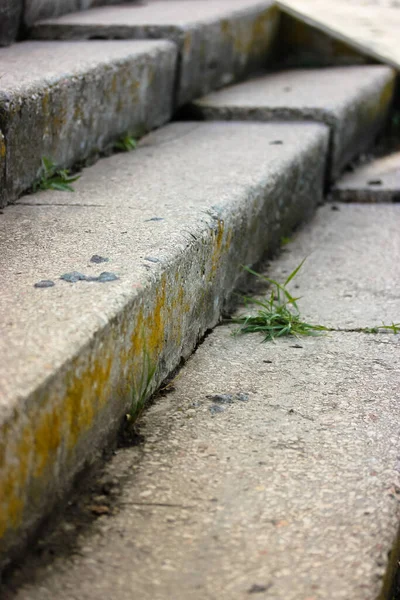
[0,0,399,591]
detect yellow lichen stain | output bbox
[0,134,6,160]
[111,73,118,94]
[183,31,192,55]
[64,353,113,451]
[0,274,193,543]
[131,276,167,364]
[210,219,225,277]
[130,80,140,103]
[0,423,33,537]
[34,408,62,477]
[41,91,50,116]
[233,7,278,57]
[52,106,67,132]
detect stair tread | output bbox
[0,120,329,565]
[190,65,396,178]
[30,0,280,106]
[0,39,176,208]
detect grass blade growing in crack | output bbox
[233,261,328,342]
[127,350,157,423]
[33,157,81,192]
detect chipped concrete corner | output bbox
[0,122,328,568]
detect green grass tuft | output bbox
[114,134,137,152]
[34,157,80,192]
[233,260,328,342]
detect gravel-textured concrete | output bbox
[332,151,400,202]
[0,39,176,208]
[3,204,400,600]
[30,0,280,106]
[0,120,328,568]
[191,66,395,179]
[0,0,22,46]
[23,0,139,27]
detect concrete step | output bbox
[29,0,281,106]
[278,0,400,71]
[332,151,400,202]
[0,39,176,208]
[188,65,396,179]
[3,204,400,599]
[0,120,329,568]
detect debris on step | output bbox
[332,151,400,202]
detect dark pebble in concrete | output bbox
[60,271,88,283]
[90,255,109,264]
[96,272,119,282]
[34,280,55,288]
[209,405,225,414]
[207,394,234,404]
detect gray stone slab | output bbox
[0,0,22,46]
[332,151,400,202]
[4,205,400,600]
[30,0,280,106]
[0,39,177,208]
[191,65,396,179]
[23,0,141,28]
[278,0,400,71]
[0,121,328,567]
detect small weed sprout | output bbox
[114,135,137,153]
[233,259,328,342]
[233,260,400,342]
[126,350,157,424]
[34,157,80,192]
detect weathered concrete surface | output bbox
[332,152,400,202]
[278,0,400,70]
[3,204,400,600]
[30,0,280,106]
[0,40,176,208]
[0,0,22,46]
[191,66,396,180]
[23,0,140,28]
[0,121,328,568]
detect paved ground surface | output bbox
[3,203,400,600]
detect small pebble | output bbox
[145,217,164,222]
[209,405,225,414]
[90,255,109,264]
[96,272,119,282]
[144,256,160,263]
[34,280,55,288]
[207,394,234,404]
[60,271,88,283]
